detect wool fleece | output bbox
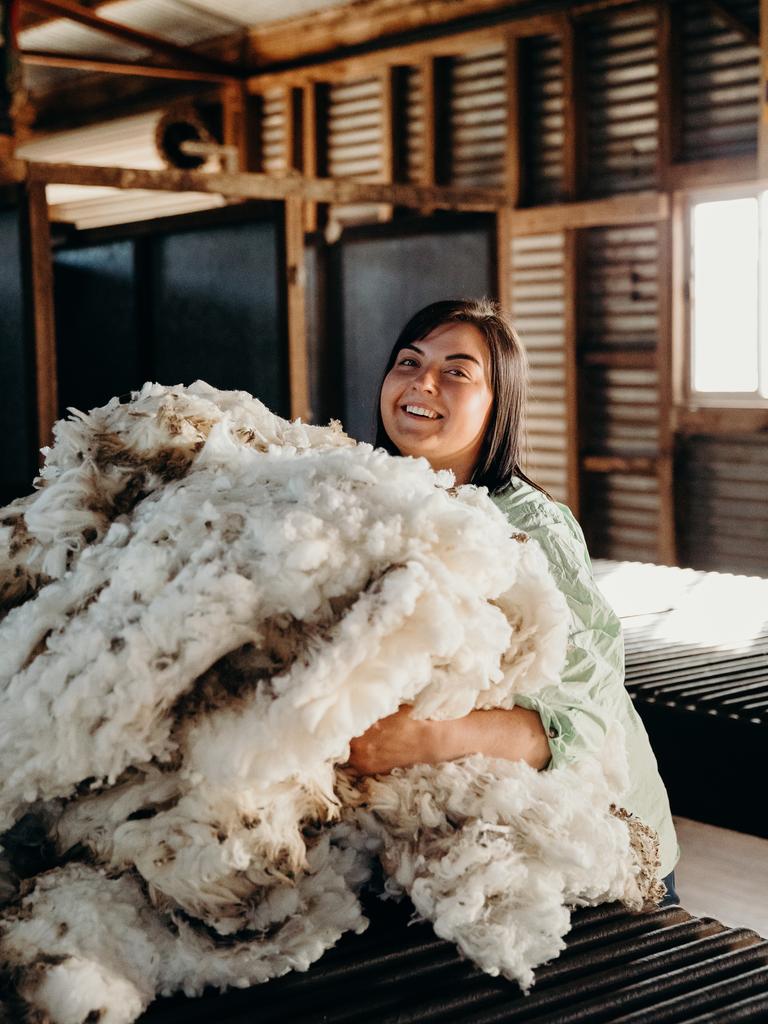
[0,382,663,1023]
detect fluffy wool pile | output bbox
[0,382,663,1024]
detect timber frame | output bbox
[4,0,768,567]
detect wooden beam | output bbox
[582,454,658,474]
[21,49,234,83]
[666,156,759,190]
[245,0,594,72]
[302,82,319,232]
[703,0,759,47]
[23,0,240,79]
[496,204,511,311]
[674,406,768,435]
[25,181,58,455]
[26,159,506,209]
[509,191,669,233]
[284,193,310,422]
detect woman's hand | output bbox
[347,705,446,775]
[346,704,551,775]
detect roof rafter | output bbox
[22,0,243,78]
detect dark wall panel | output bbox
[0,202,35,502]
[151,220,286,415]
[54,241,140,416]
[340,222,493,443]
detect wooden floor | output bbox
[674,815,768,937]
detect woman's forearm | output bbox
[347,704,551,775]
[440,707,551,771]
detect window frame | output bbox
[681,182,768,411]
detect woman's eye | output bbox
[447,367,468,378]
[398,358,418,367]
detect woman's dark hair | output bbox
[374,297,550,498]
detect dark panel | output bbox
[151,220,286,415]
[339,221,493,443]
[0,201,35,502]
[53,241,140,416]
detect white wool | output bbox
[0,382,661,1023]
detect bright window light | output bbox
[690,193,766,399]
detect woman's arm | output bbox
[346,704,551,775]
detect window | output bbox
[689,189,767,403]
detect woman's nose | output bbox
[414,368,438,393]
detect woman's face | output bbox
[379,321,493,484]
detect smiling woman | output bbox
[349,296,679,896]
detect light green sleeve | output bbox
[492,484,625,770]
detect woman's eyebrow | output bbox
[403,344,481,366]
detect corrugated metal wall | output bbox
[259,88,289,175]
[585,472,661,561]
[680,0,760,160]
[580,223,661,560]
[582,224,659,351]
[582,6,659,196]
[520,34,565,205]
[679,434,768,576]
[403,65,426,185]
[449,45,507,188]
[326,76,386,225]
[510,232,570,503]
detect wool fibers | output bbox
[0,382,662,1023]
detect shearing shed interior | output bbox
[1,0,768,1020]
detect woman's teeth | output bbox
[404,405,439,419]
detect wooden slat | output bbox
[221,82,259,173]
[25,182,58,456]
[285,194,310,423]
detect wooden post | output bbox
[496,204,512,310]
[25,181,58,456]
[563,228,582,516]
[505,32,523,207]
[0,0,20,161]
[284,194,311,423]
[560,13,581,200]
[656,0,681,188]
[760,0,768,176]
[222,82,260,172]
[655,216,677,566]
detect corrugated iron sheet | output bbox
[680,0,760,160]
[449,44,507,189]
[679,434,768,577]
[586,472,661,562]
[138,895,768,1023]
[325,75,387,226]
[583,366,660,455]
[403,64,425,185]
[520,34,565,205]
[583,224,659,351]
[582,6,659,196]
[511,231,570,503]
[260,87,289,175]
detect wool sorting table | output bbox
[139,560,768,1023]
[593,560,768,838]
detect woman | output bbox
[347,297,680,903]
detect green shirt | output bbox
[492,477,679,879]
